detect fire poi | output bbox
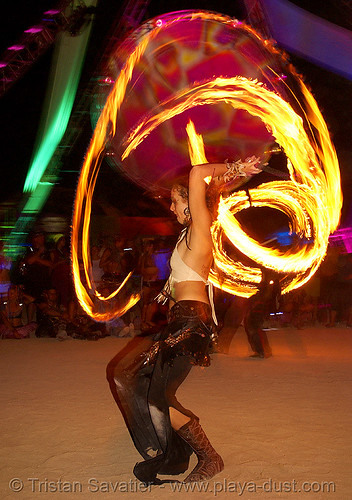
[71,10,342,319]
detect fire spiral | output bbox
[72,11,342,319]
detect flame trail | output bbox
[72,11,342,318]
[71,40,151,319]
[121,76,341,296]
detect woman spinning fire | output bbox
[112,157,261,484]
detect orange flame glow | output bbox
[70,41,150,319]
[72,11,342,316]
[121,76,341,296]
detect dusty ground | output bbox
[1,324,351,499]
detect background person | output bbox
[0,285,37,339]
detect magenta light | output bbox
[8,45,25,51]
[44,9,60,15]
[329,227,352,253]
[0,62,7,68]
[25,26,43,34]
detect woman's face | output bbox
[170,187,189,225]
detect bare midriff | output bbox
[171,280,209,307]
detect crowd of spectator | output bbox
[1,229,352,341]
[277,243,352,329]
[0,230,174,340]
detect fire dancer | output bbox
[111,158,261,484]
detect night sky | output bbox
[1,0,351,222]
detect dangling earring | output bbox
[183,207,191,224]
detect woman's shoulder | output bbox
[177,229,212,270]
[187,225,212,253]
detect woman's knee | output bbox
[169,407,191,430]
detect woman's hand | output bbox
[223,156,262,182]
[241,156,262,176]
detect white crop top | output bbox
[169,245,207,284]
[156,229,218,325]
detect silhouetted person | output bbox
[215,289,246,354]
[244,270,280,358]
[22,231,52,300]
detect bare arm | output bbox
[188,159,261,236]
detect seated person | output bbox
[36,288,70,340]
[0,285,37,339]
[92,285,132,337]
[67,297,108,340]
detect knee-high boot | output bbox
[176,418,224,482]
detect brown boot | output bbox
[176,418,224,482]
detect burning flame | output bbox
[72,11,342,318]
[121,76,342,296]
[70,40,150,319]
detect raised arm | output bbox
[188,157,262,237]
